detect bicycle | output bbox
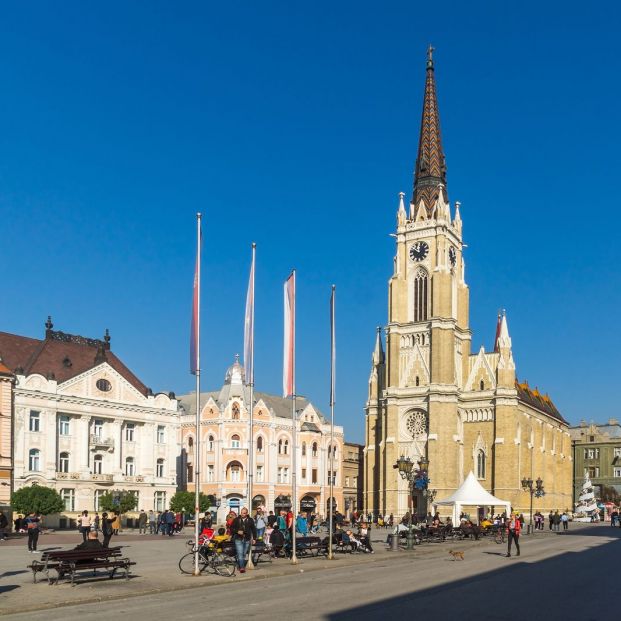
[179,543,236,577]
[494,528,506,544]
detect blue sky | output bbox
[1,1,620,443]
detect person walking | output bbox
[505,513,521,558]
[78,510,91,542]
[0,510,8,541]
[111,512,121,535]
[255,510,267,539]
[148,510,156,534]
[548,510,554,530]
[231,507,256,574]
[561,511,569,531]
[165,509,174,536]
[101,512,114,548]
[138,509,148,535]
[25,512,41,553]
[553,510,561,532]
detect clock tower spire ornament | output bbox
[412,45,448,219]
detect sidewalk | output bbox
[0,526,564,615]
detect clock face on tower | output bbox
[449,246,457,267]
[410,241,429,262]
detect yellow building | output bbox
[364,49,572,521]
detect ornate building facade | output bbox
[179,357,344,522]
[364,49,572,520]
[0,359,13,507]
[342,442,363,517]
[0,319,180,527]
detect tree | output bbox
[170,491,214,514]
[98,490,138,514]
[11,484,64,515]
[600,485,620,504]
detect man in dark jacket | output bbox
[75,530,103,551]
[231,507,256,573]
[101,512,114,548]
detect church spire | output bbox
[412,45,448,219]
[372,326,385,366]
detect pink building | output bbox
[180,357,344,522]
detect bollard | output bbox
[391,531,400,551]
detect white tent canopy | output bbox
[432,471,512,524]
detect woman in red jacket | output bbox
[506,512,521,557]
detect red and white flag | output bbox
[283,270,295,398]
[243,243,256,385]
[190,216,202,375]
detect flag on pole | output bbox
[190,221,202,375]
[283,270,295,398]
[330,285,336,407]
[244,244,256,385]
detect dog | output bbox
[448,549,465,561]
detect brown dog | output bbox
[449,550,465,561]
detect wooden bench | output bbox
[293,536,327,557]
[28,547,134,586]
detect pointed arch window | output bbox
[232,403,240,420]
[256,436,264,454]
[413,268,429,322]
[302,442,307,457]
[477,450,486,479]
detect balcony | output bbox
[90,473,114,483]
[123,475,145,483]
[90,435,115,450]
[222,448,248,458]
[56,471,81,480]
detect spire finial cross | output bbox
[427,44,435,69]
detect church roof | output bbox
[412,45,448,218]
[515,379,565,423]
[0,318,149,395]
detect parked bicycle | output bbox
[179,541,236,576]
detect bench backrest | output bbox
[43,547,123,561]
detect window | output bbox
[614,468,621,477]
[187,464,193,483]
[94,419,103,437]
[228,462,242,482]
[93,454,103,474]
[256,465,264,482]
[312,443,318,458]
[129,490,139,507]
[96,378,112,392]
[589,435,595,442]
[345,476,350,487]
[231,434,241,449]
[256,436,264,453]
[353,476,358,487]
[302,442,307,457]
[188,437,194,454]
[208,435,215,452]
[156,458,165,477]
[327,470,336,485]
[59,452,69,473]
[154,491,166,512]
[157,425,165,443]
[125,423,135,442]
[29,449,41,471]
[311,468,318,484]
[59,415,70,436]
[413,267,429,322]
[302,468,307,481]
[94,490,104,511]
[584,448,600,459]
[125,457,135,476]
[615,448,621,458]
[477,450,486,479]
[283,440,289,455]
[587,466,600,478]
[29,411,40,432]
[61,488,74,512]
[479,380,485,391]
[207,465,214,482]
[277,467,289,484]
[232,402,240,420]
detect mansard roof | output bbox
[515,379,566,424]
[0,321,148,396]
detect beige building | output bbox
[342,442,363,517]
[364,50,572,521]
[179,356,344,522]
[0,358,14,507]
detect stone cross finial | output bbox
[427,44,435,69]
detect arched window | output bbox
[477,450,486,479]
[302,442,307,457]
[93,454,103,474]
[231,434,241,449]
[188,437,194,454]
[256,436,264,453]
[125,457,135,476]
[480,380,485,391]
[232,402,240,420]
[59,452,70,473]
[156,458,165,477]
[208,435,215,452]
[312,442,318,458]
[227,461,243,482]
[278,439,283,455]
[29,449,40,471]
[413,268,429,322]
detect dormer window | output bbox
[232,403,240,420]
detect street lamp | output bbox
[521,477,545,534]
[394,455,436,550]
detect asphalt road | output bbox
[3,524,619,620]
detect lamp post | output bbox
[521,476,545,534]
[394,455,436,550]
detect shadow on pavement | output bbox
[327,528,620,621]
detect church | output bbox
[363,49,572,520]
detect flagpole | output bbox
[328,285,336,560]
[193,212,202,577]
[290,270,298,564]
[246,243,256,570]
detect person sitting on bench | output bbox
[75,530,103,551]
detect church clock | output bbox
[410,241,429,262]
